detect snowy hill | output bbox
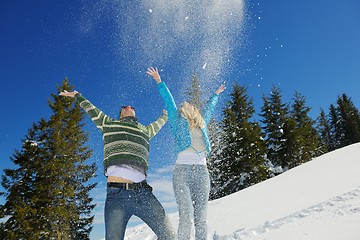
[124,143,360,240]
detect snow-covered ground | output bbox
[124,143,360,240]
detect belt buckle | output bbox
[125,183,135,190]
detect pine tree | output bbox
[328,104,342,150]
[259,85,290,172]
[211,84,268,199]
[0,120,49,239]
[47,79,97,239]
[279,117,298,168]
[207,121,223,200]
[325,94,360,150]
[287,91,320,168]
[335,93,360,147]
[0,222,4,239]
[316,108,331,153]
[0,79,97,240]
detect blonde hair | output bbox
[179,102,205,129]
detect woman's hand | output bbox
[59,90,78,98]
[146,67,161,84]
[215,84,226,95]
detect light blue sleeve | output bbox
[157,81,179,126]
[202,94,219,124]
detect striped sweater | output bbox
[74,93,168,174]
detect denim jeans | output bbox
[173,164,210,240]
[104,183,175,240]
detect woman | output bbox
[147,67,225,240]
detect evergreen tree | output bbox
[287,91,320,168]
[335,93,360,147]
[0,79,97,240]
[279,117,298,168]
[0,222,4,239]
[259,85,290,171]
[324,94,360,150]
[207,116,223,200]
[206,103,225,200]
[211,84,268,199]
[316,108,331,153]
[0,120,49,240]
[328,104,342,150]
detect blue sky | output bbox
[1,0,359,239]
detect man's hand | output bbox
[59,90,78,98]
[146,67,161,84]
[162,109,168,115]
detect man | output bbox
[60,90,175,240]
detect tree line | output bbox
[1,76,360,239]
[185,75,360,200]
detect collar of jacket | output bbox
[121,116,138,123]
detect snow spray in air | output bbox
[141,1,246,87]
[79,0,246,95]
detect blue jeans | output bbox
[104,183,175,240]
[173,164,210,240]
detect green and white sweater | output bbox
[75,93,168,175]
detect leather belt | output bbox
[107,181,152,191]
